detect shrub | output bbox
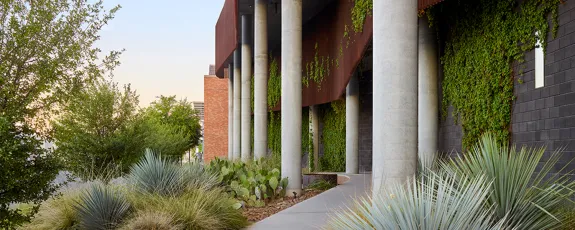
[120,210,183,230]
[21,187,82,230]
[207,158,288,207]
[74,183,131,230]
[129,188,247,230]
[442,134,575,230]
[328,171,505,229]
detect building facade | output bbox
[206,0,575,195]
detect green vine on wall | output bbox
[350,0,373,33]
[267,55,281,109]
[304,42,334,89]
[319,100,346,172]
[428,0,560,148]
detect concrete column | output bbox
[228,63,234,160]
[281,0,302,197]
[346,74,359,174]
[254,0,268,160]
[372,0,418,194]
[310,105,320,171]
[233,49,241,161]
[241,14,253,162]
[418,17,438,164]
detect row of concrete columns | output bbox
[226,0,438,196]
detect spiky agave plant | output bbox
[441,133,575,230]
[128,149,184,196]
[327,171,504,229]
[74,183,130,230]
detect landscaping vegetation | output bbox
[328,134,575,229]
[22,151,249,230]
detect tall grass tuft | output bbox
[21,187,82,230]
[442,134,575,230]
[129,188,248,230]
[327,171,504,229]
[120,210,183,230]
[74,182,131,230]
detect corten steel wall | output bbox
[215,0,238,77]
[204,73,229,163]
[269,0,373,110]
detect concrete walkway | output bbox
[249,174,371,230]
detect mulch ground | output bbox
[242,189,324,222]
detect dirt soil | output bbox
[242,189,324,223]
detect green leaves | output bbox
[351,0,373,33]
[431,0,561,148]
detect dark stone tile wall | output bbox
[358,71,373,173]
[512,1,575,172]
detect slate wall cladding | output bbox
[512,1,575,172]
[358,71,373,173]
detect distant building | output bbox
[209,64,216,75]
[192,101,204,123]
[202,68,229,162]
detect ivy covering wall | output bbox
[319,100,346,172]
[428,0,560,148]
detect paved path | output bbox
[249,174,371,230]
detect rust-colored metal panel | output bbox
[270,0,372,110]
[419,0,445,10]
[215,0,238,78]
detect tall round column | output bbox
[241,14,253,163]
[418,17,438,164]
[310,105,320,171]
[372,0,418,194]
[254,0,268,160]
[346,74,359,174]
[281,0,302,197]
[228,63,234,160]
[233,49,241,161]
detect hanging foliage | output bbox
[428,0,560,148]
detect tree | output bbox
[0,0,121,227]
[52,80,142,179]
[143,96,202,152]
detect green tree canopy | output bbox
[143,95,202,151]
[0,0,121,227]
[52,80,142,179]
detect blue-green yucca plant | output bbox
[74,183,130,230]
[128,149,183,196]
[442,134,575,230]
[128,149,218,196]
[328,171,505,229]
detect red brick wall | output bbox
[203,74,228,163]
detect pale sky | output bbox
[97,0,225,107]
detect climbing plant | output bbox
[304,42,334,89]
[267,55,281,109]
[350,0,373,33]
[428,0,560,148]
[319,100,346,172]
